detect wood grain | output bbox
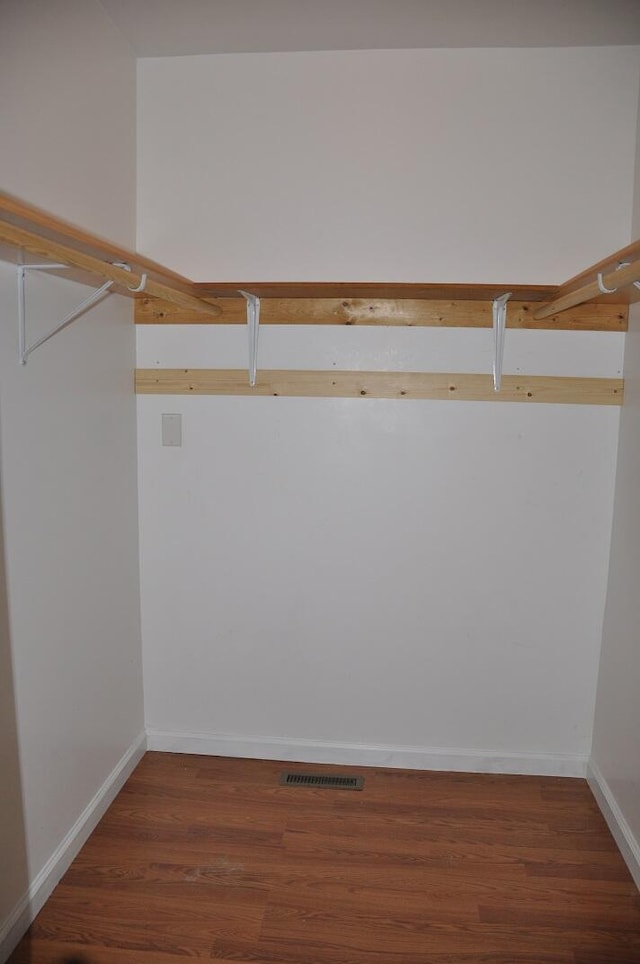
[136,296,627,330]
[9,754,640,963]
[135,369,624,406]
[4,191,637,326]
[192,281,559,301]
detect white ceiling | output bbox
[99,0,640,57]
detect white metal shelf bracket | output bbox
[17,260,145,365]
[18,263,110,365]
[239,290,261,386]
[492,292,512,392]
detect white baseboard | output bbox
[587,759,640,891]
[146,728,587,778]
[0,731,146,963]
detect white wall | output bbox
[137,47,638,773]
[99,0,640,57]
[0,439,27,958]
[0,1,143,953]
[590,78,640,889]
[138,47,638,283]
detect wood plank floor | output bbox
[9,753,640,963]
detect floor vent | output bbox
[279,771,364,790]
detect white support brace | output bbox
[239,290,261,387]
[16,260,146,365]
[492,292,512,392]
[17,263,113,365]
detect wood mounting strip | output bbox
[136,369,623,406]
[136,296,626,331]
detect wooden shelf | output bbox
[0,190,634,354]
[193,281,559,301]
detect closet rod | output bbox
[0,190,191,286]
[535,257,640,320]
[0,221,221,319]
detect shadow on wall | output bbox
[0,416,30,963]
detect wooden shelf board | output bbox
[2,192,635,326]
[193,281,559,301]
[136,369,623,406]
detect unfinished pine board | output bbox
[136,296,627,330]
[135,369,623,405]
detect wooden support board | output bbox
[136,369,623,405]
[136,296,626,331]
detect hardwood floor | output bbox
[9,753,640,963]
